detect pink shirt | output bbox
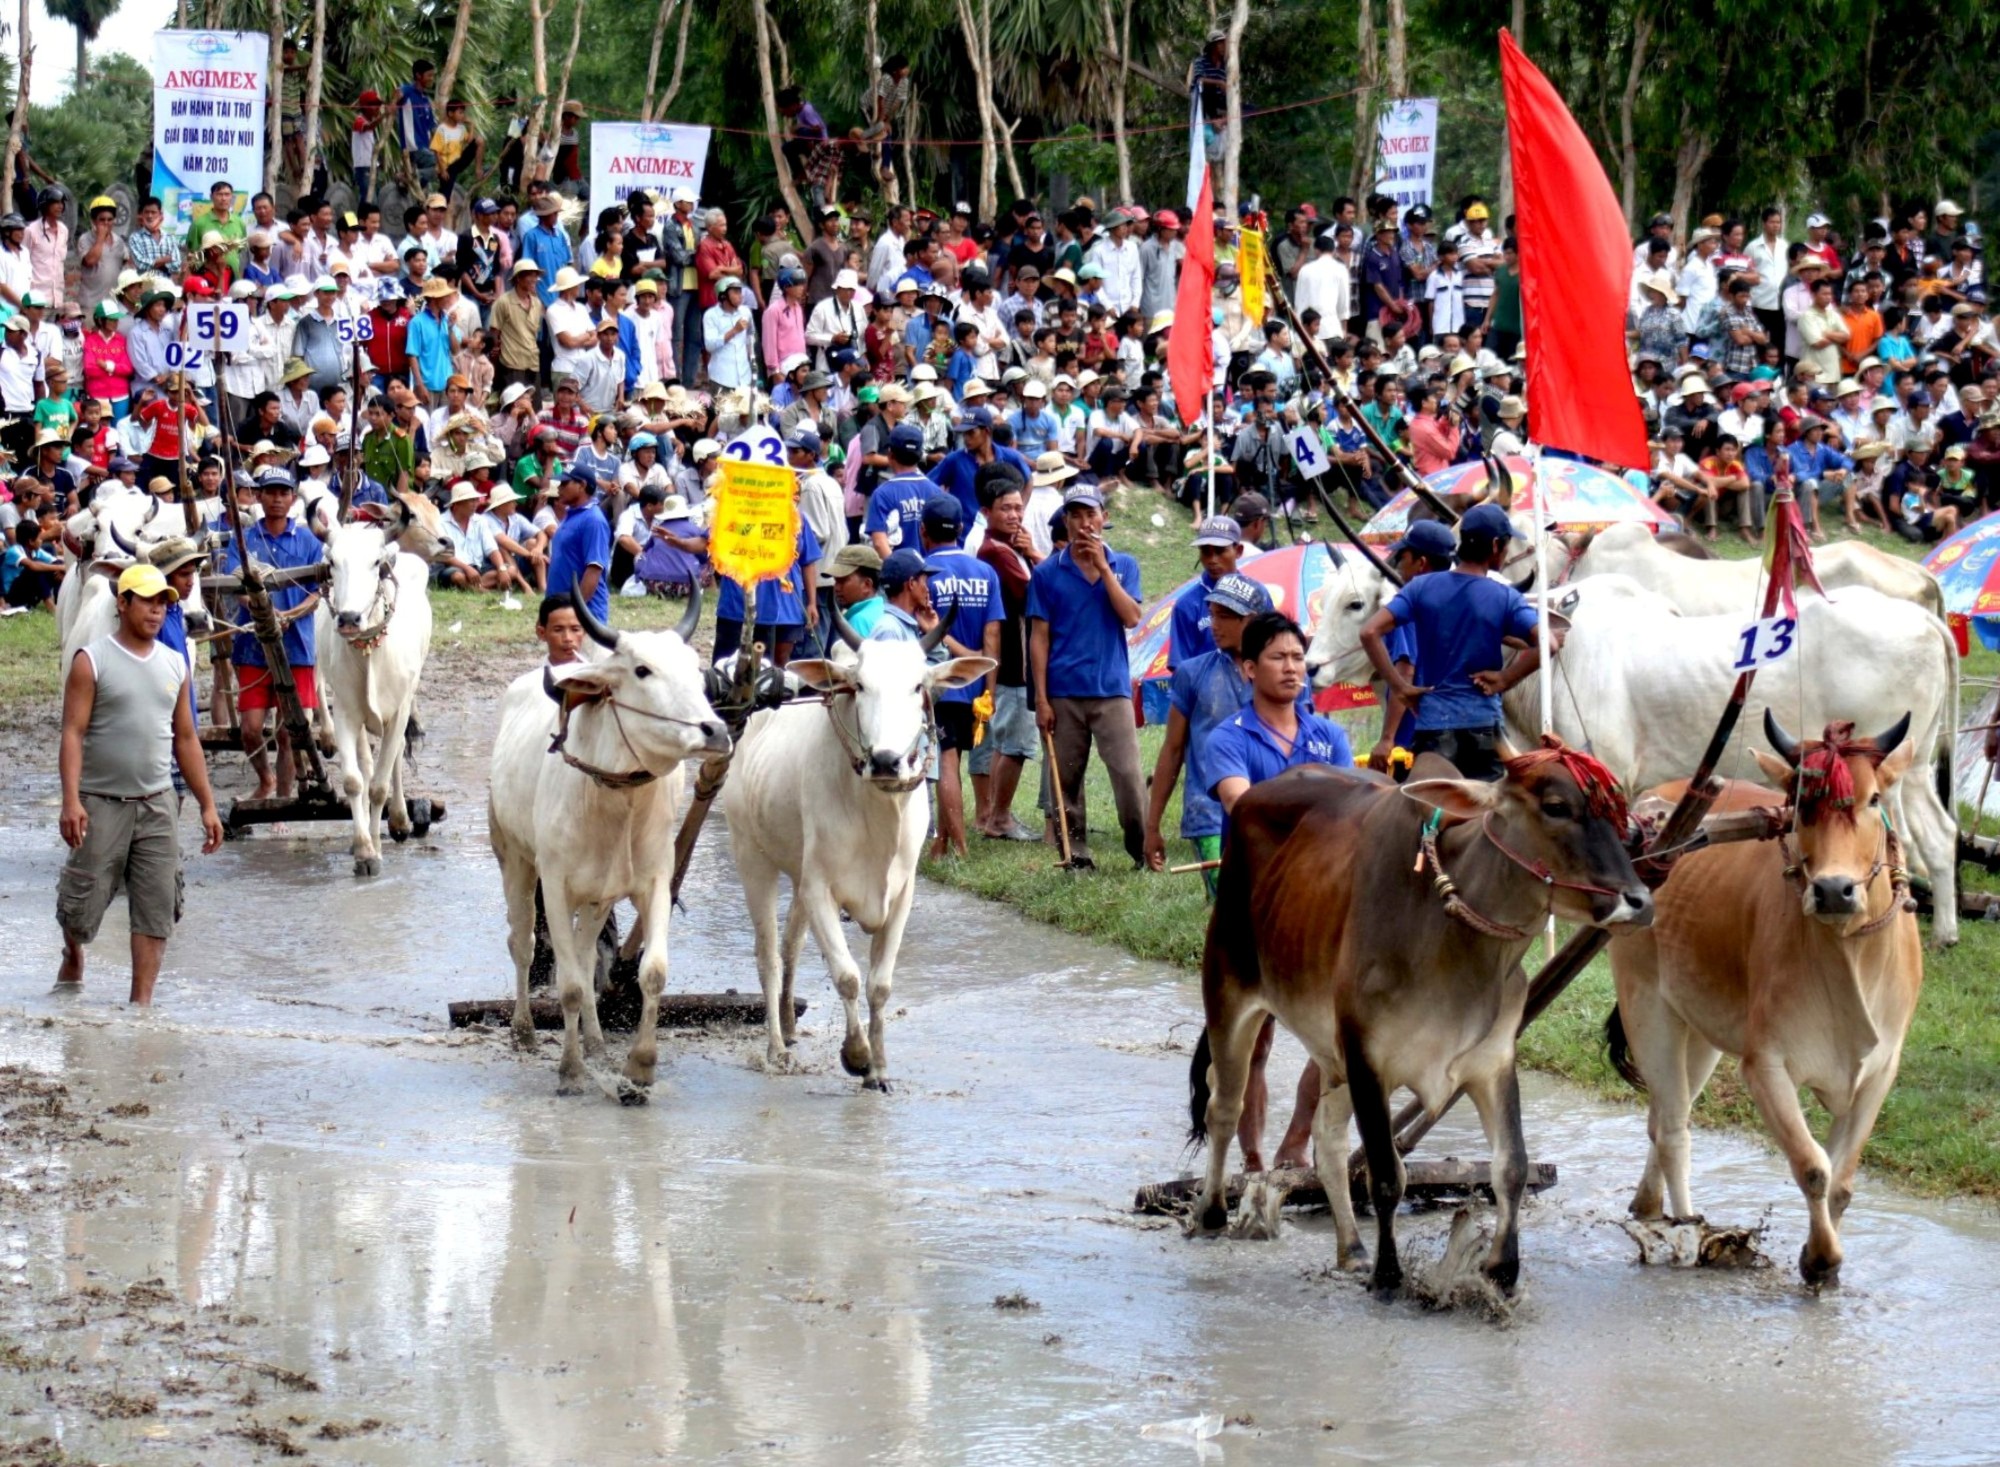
[1407,413,1461,477]
[761,297,806,376]
[83,324,134,402]
[25,219,68,305]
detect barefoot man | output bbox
[57,563,225,1004]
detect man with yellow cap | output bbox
[56,562,224,1005]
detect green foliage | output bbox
[28,52,151,200]
[1029,124,1118,196]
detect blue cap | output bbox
[887,423,924,452]
[1205,572,1271,617]
[628,431,658,453]
[1460,502,1517,540]
[959,405,994,432]
[880,548,930,588]
[920,494,962,531]
[785,425,822,453]
[560,468,596,487]
[474,196,499,215]
[1192,514,1242,548]
[1062,485,1105,512]
[1388,519,1457,561]
[829,346,860,368]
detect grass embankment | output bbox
[919,485,2000,1200]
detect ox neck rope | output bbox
[1416,809,1546,942]
[342,559,400,653]
[1779,806,1914,939]
[545,683,711,790]
[821,685,934,795]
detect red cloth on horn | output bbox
[1499,29,1649,470]
[1168,167,1217,427]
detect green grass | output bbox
[0,610,61,715]
[918,484,2000,1200]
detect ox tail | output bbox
[1935,614,1959,822]
[1186,1029,1213,1149]
[1604,1005,1647,1091]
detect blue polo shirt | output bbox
[546,502,612,621]
[1168,570,1220,669]
[928,445,1032,536]
[718,520,822,626]
[1384,620,1418,747]
[159,601,198,725]
[1207,704,1352,801]
[922,546,1003,703]
[864,470,937,551]
[1383,568,1539,732]
[219,518,324,668]
[1168,649,1318,838]
[1024,545,1142,699]
[869,602,923,642]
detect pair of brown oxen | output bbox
[1188,712,1925,1296]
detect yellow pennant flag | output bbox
[710,457,801,587]
[1239,228,1267,325]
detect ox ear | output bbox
[785,658,855,694]
[926,656,998,691]
[1873,736,1917,791]
[1400,777,1501,824]
[1750,748,1797,790]
[548,659,617,699]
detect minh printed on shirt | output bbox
[588,123,713,234]
[152,30,270,232]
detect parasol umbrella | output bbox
[1922,510,2000,652]
[1128,542,1380,724]
[1359,454,1676,543]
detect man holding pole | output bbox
[57,563,224,1004]
[219,474,324,801]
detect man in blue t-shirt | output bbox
[716,512,821,667]
[920,495,1003,857]
[217,474,325,801]
[1359,502,1545,781]
[1167,513,1244,669]
[865,423,937,557]
[545,469,613,623]
[928,405,1031,536]
[1367,518,1456,772]
[1026,485,1145,867]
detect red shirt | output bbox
[694,236,743,310]
[138,398,199,459]
[365,308,411,377]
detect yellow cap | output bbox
[116,563,179,602]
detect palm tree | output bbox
[46,0,120,91]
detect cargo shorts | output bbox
[56,791,183,943]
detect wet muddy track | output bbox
[2,646,1998,1464]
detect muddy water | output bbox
[3,690,1999,1465]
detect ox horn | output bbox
[828,600,863,651]
[542,664,564,704]
[1763,708,1802,766]
[142,496,161,525]
[673,585,703,644]
[570,590,622,651]
[108,521,140,559]
[920,599,956,654]
[1867,711,1911,759]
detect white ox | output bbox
[1501,575,1961,945]
[59,516,216,674]
[1306,550,1396,690]
[727,609,994,1089]
[1565,521,1945,618]
[315,494,449,876]
[488,592,727,1099]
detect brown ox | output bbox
[1188,742,1653,1297]
[1606,711,1923,1286]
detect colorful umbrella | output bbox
[1923,510,2000,651]
[1128,542,1380,723]
[1359,455,1676,543]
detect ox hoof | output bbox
[616,1079,651,1107]
[762,1047,798,1075]
[1338,1245,1371,1273]
[388,824,411,844]
[839,1035,873,1077]
[1799,1247,1842,1289]
[1369,1265,1404,1302]
[1484,1258,1521,1295]
[510,1025,539,1053]
[1187,1199,1229,1236]
[555,1078,587,1097]
[862,1074,893,1094]
[353,855,381,877]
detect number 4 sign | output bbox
[1287,426,1328,480]
[1733,615,1797,671]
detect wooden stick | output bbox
[1044,726,1074,867]
[1168,859,1222,874]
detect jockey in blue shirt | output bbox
[1167,512,1244,669]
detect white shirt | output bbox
[1426,266,1466,337]
[0,243,33,301]
[954,300,1007,381]
[1677,253,1718,334]
[805,294,867,369]
[222,313,280,399]
[1745,234,1787,312]
[1458,230,1502,306]
[1294,254,1351,337]
[0,344,38,409]
[868,230,907,295]
[702,303,755,389]
[1088,235,1143,314]
[546,298,596,379]
[623,304,667,386]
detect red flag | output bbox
[1499,30,1648,470]
[1169,167,1216,427]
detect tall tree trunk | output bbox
[658,0,693,117]
[1668,111,1712,243]
[899,79,918,206]
[1498,0,1524,219]
[1384,0,1408,99]
[749,0,811,229]
[264,0,284,194]
[303,0,327,181]
[953,0,999,221]
[640,0,674,121]
[999,112,1025,205]
[75,26,85,91]
[1617,12,1652,233]
[2,0,28,211]
[1351,0,1378,200]
[771,21,791,88]
[436,0,477,124]
[518,0,550,188]
[549,0,585,161]
[1221,0,1248,215]
[176,0,187,28]
[1101,0,1132,202]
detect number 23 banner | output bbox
[711,426,799,586]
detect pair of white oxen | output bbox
[58,488,454,880]
[1306,521,1962,945]
[486,596,994,1102]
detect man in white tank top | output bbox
[57,562,224,1004]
